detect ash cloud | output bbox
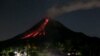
[46,0,100,18]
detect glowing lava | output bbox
[22,18,49,39]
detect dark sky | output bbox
[0,0,100,41]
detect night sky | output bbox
[0,0,100,41]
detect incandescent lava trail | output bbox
[22,17,49,39]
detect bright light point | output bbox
[67,53,71,56]
[14,51,17,54]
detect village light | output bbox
[67,53,71,56]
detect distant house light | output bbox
[67,53,71,56]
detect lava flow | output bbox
[22,17,49,39]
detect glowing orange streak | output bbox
[25,32,34,37]
[32,32,39,37]
[37,18,49,31]
[22,18,49,39]
[23,31,38,38]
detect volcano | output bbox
[1,18,75,44]
[0,18,100,56]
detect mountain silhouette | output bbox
[0,18,100,56]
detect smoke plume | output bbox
[46,0,100,18]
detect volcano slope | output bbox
[0,18,100,56]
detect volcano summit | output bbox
[0,18,100,56]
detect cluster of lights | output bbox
[14,50,27,56]
[67,52,81,56]
[0,47,82,56]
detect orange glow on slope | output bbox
[22,18,49,39]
